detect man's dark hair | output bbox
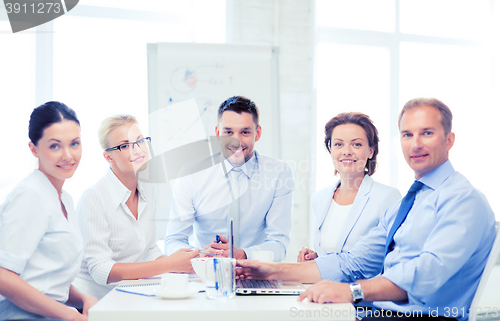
[217,96,259,127]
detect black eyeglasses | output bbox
[105,137,151,152]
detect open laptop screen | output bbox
[228,218,234,259]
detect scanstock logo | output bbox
[4,0,79,33]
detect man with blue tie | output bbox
[237,98,496,320]
[164,96,294,261]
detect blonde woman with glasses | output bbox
[73,115,199,299]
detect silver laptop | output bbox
[227,218,305,295]
[236,278,305,295]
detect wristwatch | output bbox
[349,282,364,304]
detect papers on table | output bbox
[116,280,205,297]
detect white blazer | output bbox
[312,175,401,255]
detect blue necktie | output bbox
[381,180,424,273]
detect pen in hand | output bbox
[199,235,223,256]
[199,251,219,256]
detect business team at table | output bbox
[0,96,496,321]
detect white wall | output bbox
[228,0,314,262]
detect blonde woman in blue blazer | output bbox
[298,112,401,261]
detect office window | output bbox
[0,21,35,202]
[316,0,395,32]
[316,43,391,190]
[400,0,490,39]
[83,0,204,13]
[0,2,226,204]
[315,0,500,218]
[399,42,494,193]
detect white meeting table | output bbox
[89,280,356,321]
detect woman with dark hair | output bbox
[298,112,401,262]
[0,101,97,320]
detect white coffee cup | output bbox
[161,273,189,292]
[250,251,274,262]
[191,258,208,281]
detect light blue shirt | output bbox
[164,151,294,262]
[315,160,496,320]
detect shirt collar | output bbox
[33,169,60,200]
[417,159,455,191]
[221,151,258,179]
[136,180,147,201]
[105,168,133,209]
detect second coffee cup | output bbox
[161,273,189,293]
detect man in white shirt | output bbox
[164,96,294,261]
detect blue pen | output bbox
[200,251,218,256]
[216,234,221,243]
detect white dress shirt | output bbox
[164,151,294,262]
[74,169,163,298]
[319,201,352,253]
[0,170,83,305]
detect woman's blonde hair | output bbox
[98,114,138,150]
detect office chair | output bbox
[469,221,500,321]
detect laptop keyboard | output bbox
[238,279,278,289]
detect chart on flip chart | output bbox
[147,42,278,158]
[146,43,279,234]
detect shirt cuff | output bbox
[0,250,26,274]
[89,260,116,285]
[314,254,343,281]
[242,246,261,259]
[381,262,421,304]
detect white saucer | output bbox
[153,288,198,299]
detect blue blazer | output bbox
[312,175,401,255]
